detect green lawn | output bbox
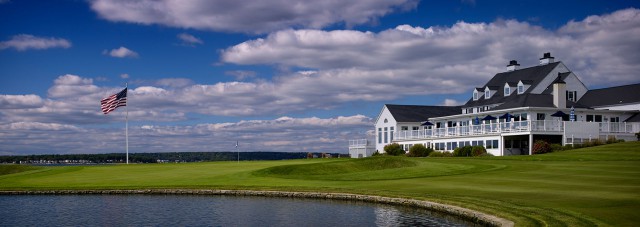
[2,141,640,226]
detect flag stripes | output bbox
[100,88,127,114]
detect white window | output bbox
[384,127,388,143]
[566,91,577,102]
[485,90,490,99]
[518,84,524,94]
[473,91,479,100]
[504,87,510,96]
[390,127,394,142]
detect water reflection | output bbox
[0,195,474,226]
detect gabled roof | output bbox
[625,113,640,122]
[385,104,460,122]
[577,83,640,108]
[520,80,534,85]
[491,94,586,110]
[541,72,571,94]
[463,62,560,107]
[505,82,517,87]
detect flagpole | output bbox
[125,83,129,164]
[236,141,239,163]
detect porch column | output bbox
[500,135,504,156]
[528,134,533,155]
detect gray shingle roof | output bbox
[385,104,460,122]
[491,94,586,110]
[541,72,571,94]
[577,83,640,108]
[463,62,560,107]
[625,113,640,122]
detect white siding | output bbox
[374,105,398,153]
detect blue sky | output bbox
[1,0,639,155]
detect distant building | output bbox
[350,53,640,158]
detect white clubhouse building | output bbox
[349,53,640,158]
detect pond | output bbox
[0,194,475,226]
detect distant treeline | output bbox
[0,152,345,164]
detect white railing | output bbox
[349,139,370,147]
[599,122,637,133]
[394,120,640,141]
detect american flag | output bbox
[100,88,127,114]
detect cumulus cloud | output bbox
[177,33,203,46]
[225,70,257,81]
[0,95,44,109]
[441,99,462,106]
[89,0,418,34]
[221,8,640,93]
[0,115,372,155]
[0,34,71,51]
[104,46,139,58]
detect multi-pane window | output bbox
[518,85,524,94]
[384,127,388,143]
[504,87,510,96]
[378,128,382,144]
[586,115,603,122]
[390,127,394,142]
[566,91,577,102]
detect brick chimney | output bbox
[506,60,520,71]
[540,52,555,65]
[552,74,566,108]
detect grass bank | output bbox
[2,141,639,226]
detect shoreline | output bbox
[0,189,513,227]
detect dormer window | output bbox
[504,83,511,96]
[517,81,525,94]
[473,90,479,101]
[484,87,492,99]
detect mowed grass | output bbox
[1,142,640,226]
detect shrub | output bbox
[453,146,475,157]
[372,150,382,156]
[533,140,552,154]
[428,151,452,157]
[471,146,487,156]
[384,143,405,156]
[408,144,432,157]
[452,147,463,157]
[550,144,565,152]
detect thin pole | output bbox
[126,83,129,164]
[236,141,239,163]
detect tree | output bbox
[408,144,432,157]
[384,143,405,156]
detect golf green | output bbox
[2,141,639,226]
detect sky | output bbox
[1,0,640,155]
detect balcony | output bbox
[394,120,639,141]
[349,139,370,147]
